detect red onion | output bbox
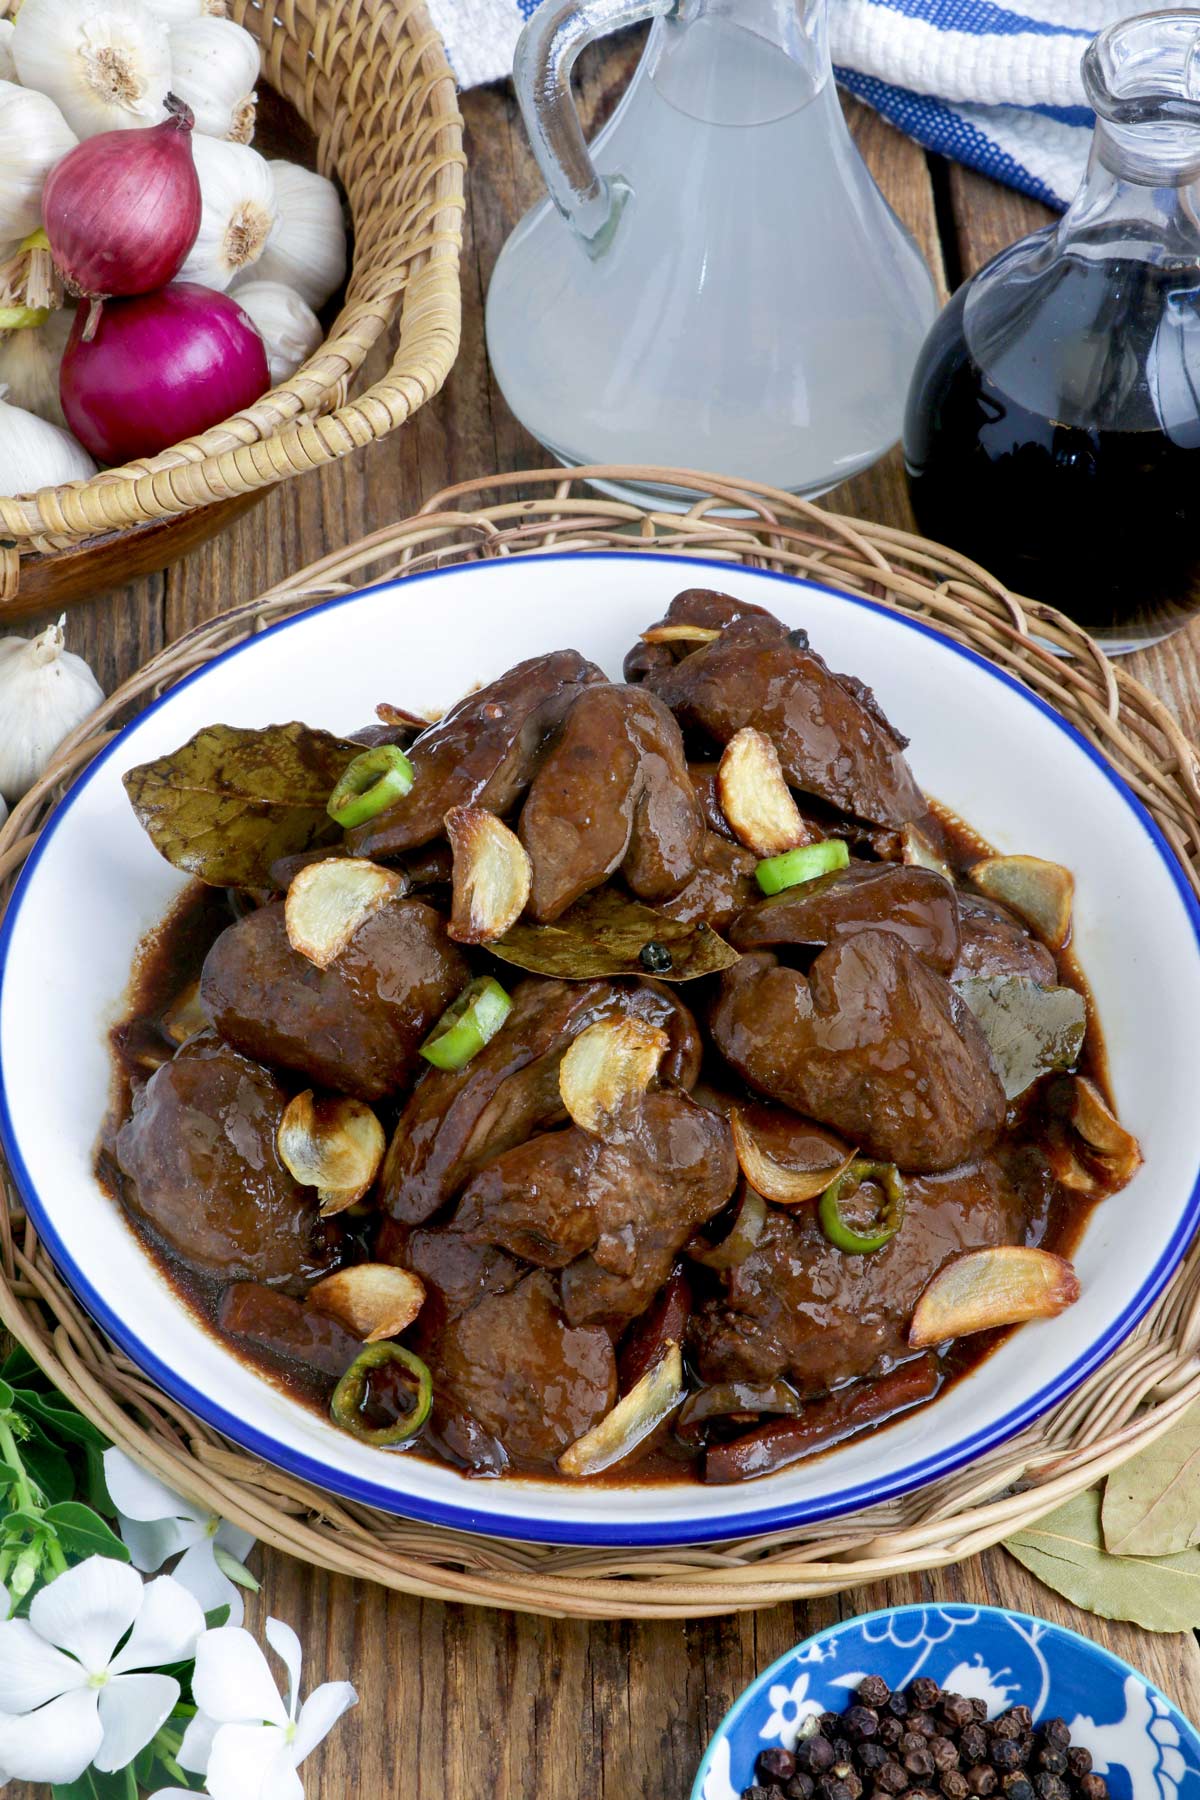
[60,283,270,466]
[43,96,202,337]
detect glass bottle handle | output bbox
[514,0,675,250]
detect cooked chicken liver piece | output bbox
[710,936,1005,1172]
[622,587,783,683]
[659,832,760,932]
[200,898,468,1103]
[643,603,924,828]
[691,1154,1033,1393]
[431,1270,616,1469]
[379,976,701,1224]
[518,684,703,921]
[452,1091,736,1317]
[116,1035,339,1292]
[345,649,603,859]
[953,890,1058,985]
[731,862,960,975]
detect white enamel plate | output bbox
[1,553,1197,1547]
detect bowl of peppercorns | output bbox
[692,1604,1200,1800]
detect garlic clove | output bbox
[0,612,104,802]
[0,387,97,497]
[0,613,104,802]
[0,309,74,428]
[233,279,322,385]
[168,16,260,143]
[145,0,229,21]
[178,135,278,291]
[0,83,79,249]
[0,23,15,84]
[237,159,346,312]
[13,0,171,141]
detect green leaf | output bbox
[1102,1403,1200,1557]
[490,885,741,983]
[123,721,363,888]
[43,1502,130,1563]
[21,1436,76,1507]
[1,1348,40,1386]
[955,976,1086,1100]
[204,1602,232,1630]
[0,1377,16,1411]
[2,1507,52,1539]
[213,1545,260,1591]
[14,1389,108,1448]
[84,1441,116,1517]
[1005,1487,1200,1631]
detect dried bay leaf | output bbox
[956,976,1086,1099]
[124,722,362,889]
[1005,1488,1200,1632]
[1102,1403,1200,1557]
[489,885,741,982]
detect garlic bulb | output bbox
[0,83,78,248]
[13,0,171,140]
[0,309,74,427]
[178,135,277,290]
[0,615,104,802]
[145,0,227,21]
[0,21,16,83]
[247,160,346,311]
[0,386,98,497]
[168,17,260,143]
[234,280,321,384]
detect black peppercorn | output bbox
[880,1719,905,1749]
[1040,1722,1070,1750]
[909,1681,941,1711]
[1002,1777,1033,1800]
[760,1751,798,1782]
[941,1775,970,1800]
[929,1737,959,1772]
[888,1694,911,1721]
[799,1738,836,1775]
[638,940,674,973]
[911,1715,939,1740]
[940,1697,975,1731]
[1066,1749,1093,1779]
[820,1715,843,1737]
[992,1718,1021,1743]
[787,1777,816,1800]
[858,1678,891,1708]
[859,1744,889,1775]
[744,1788,777,1800]
[970,1702,989,1723]
[966,1767,997,1796]
[877,1763,909,1794]
[1036,1750,1067,1777]
[1008,1710,1032,1733]
[904,1751,936,1780]
[846,1708,881,1742]
[1078,1777,1108,1800]
[959,1726,989,1766]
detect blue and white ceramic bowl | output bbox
[693,1604,1200,1800]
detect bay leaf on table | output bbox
[1101,1402,1200,1557]
[123,722,362,889]
[1005,1488,1200,1632]
[489,885,741,982]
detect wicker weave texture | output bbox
[1,466,1198,1621]
[0,0,464,595]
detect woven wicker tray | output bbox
[2,466,1198,1621]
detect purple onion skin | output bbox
[61,284,272,466]
[43,98,202,301]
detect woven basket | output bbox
[2,466,1198,1622]
[0,0,464,615]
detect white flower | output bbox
[174,1617,357,1800]
[0,1555,204,1785]
[104,1447,257,1627]
[761,1670,823,1749]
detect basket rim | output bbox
[2,545,1199,1548]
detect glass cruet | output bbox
[905,9,1200,653]
[484,0,938,506]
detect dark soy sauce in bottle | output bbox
[903,10,1200,651]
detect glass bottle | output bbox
[905,10,1200,653]
[485,0,937,507]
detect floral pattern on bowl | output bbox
[692,1604,1200,1800]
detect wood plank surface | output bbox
[9,52,1200,1799]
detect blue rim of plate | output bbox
[0,551,1198,1547]
[689,1600,1200,1800]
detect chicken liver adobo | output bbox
[103,588,1139,1485]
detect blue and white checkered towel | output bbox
[426,0,1193,209]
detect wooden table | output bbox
[14,43,1200,1798]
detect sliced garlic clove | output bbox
[1068,1075,1142,1172]
[309,1263,425,1344]
[559,1015,668,1137]
[717,727,811,858]
[639,623,721,645]
[276,1089,385,1212]
[970,854,1074,950]
[900,821,953,882]
[161,978,208,1046]
[909,1245,1080,1348]
[558,1342,684,1477]
[445,805,532,945]
[285,856,405,968]
[730,1107,856,1207]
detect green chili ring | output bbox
[755,838,850,896]
[327,745,415,829]
[419,975,513,1071]
[819,1159,905,1255]
[331,1343,432,1447]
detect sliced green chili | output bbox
[419,975,513,1071]
[327,744,414,829]
[819,1159,905,1255]
[331,1342,432,1446]
[755,838,849,896]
